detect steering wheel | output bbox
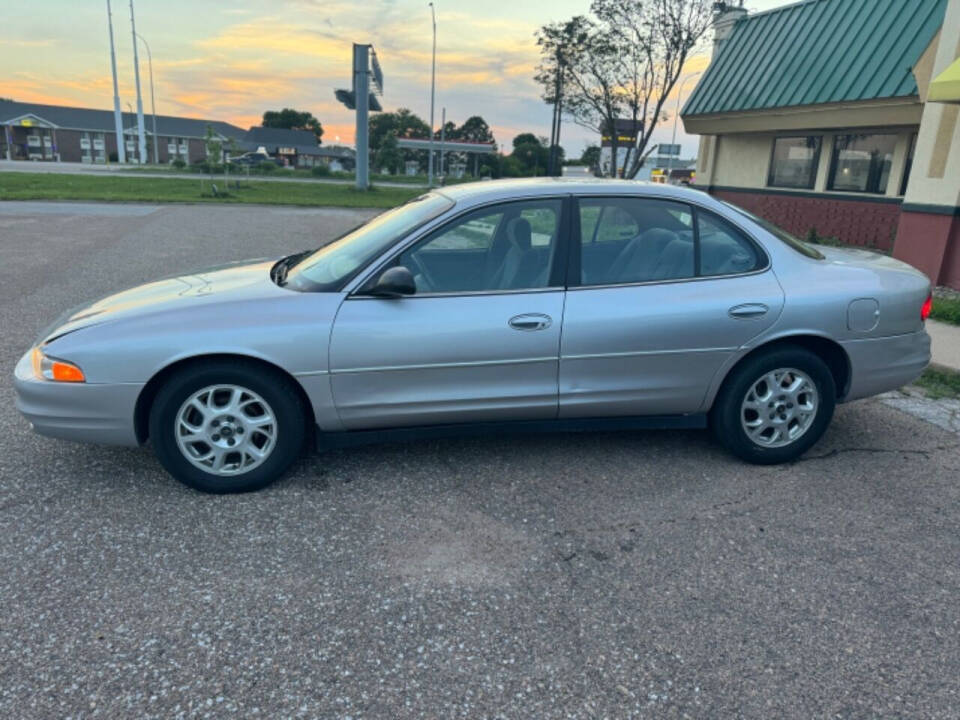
[404,252,439,293]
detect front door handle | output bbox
[729,303,769,319]
[509,313,552,331]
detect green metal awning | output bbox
[683,0,947,117]
[929,57,960,103]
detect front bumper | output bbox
[13,350,143,447]
[841,328,931,402]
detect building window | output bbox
[900,133,917,197]
[767,136,821,189]
[827,133,897,194]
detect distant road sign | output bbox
[601,119,640,147]
[334,89,382,112]
[371,48,383,95]
[659,143,682,156]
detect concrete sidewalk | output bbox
[928,319,960,372]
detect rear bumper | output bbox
[13,350,142,447]
[841,328,931,402]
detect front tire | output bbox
[711,347,836,465]
[149,360,308,493]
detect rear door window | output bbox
[576,197,766,286]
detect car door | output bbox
[559,195,784,418]
[329,197,569,430]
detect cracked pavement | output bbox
[2,201,960,718]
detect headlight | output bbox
[30,347,86,383]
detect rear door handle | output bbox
[509,313,552,331]
[729,303,769,319]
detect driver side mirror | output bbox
[364,266,416,298]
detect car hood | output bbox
[39,258,285,343]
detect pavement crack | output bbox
[798,443,960,462]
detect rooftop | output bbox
[682,0,947,117]
[0,99,246,139]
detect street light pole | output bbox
[427,2,436,187]
[129,0,147,164]
[135,32,158,164]
[105,0,125,163]
[669,71,701,178]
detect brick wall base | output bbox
[893,210,960,289]
[710,187,902,252]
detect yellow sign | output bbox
[20,118,34,127]
[929,56,960,103]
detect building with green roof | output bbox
[681,0,960,290]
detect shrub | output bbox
[311,164,332,177]
[171,157,186,169]
[258,161,277,174]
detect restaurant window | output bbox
[828,133,897,194]
[767,136,821,189]
[900,133,917,196]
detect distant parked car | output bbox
[14,179,931,493]
[229,152,278,167]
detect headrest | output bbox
[640,227,679,246]
[506,217,532,251]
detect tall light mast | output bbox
[106,0,126,163]
[129,0,147,164]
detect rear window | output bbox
[722,202,824,260]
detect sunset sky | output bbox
[1,0,790,157]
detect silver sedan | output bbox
[14,179,932,492]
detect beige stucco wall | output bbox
[710,134,771,188]
[703,130,917,200]
[903,0,960,209]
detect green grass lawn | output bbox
[0,172,422,209]
[930,294,960,326]
[914,368,960,400]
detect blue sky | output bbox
[0,0,791,157]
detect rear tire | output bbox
[149,360,308,493]
[711,346,836,465]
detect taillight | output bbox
[921,293,932,321]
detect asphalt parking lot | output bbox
[2,200,960,719]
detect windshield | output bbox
[723,202,824,260]
[284,193,454,291]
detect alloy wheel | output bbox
[174,384,278,475]
[740,367,819,449]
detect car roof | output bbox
[434,177,710,208]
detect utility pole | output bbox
[427,2,436,187]
[354,44,370,190]
[106,0,125,163]
[136,33,158,164]
[548,45,564,176]
[439,106,446,180]
[669,71,702,178]
[129,0,147,164]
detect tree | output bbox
[369,108,432,173]
[509,134,550,176]
[512,133,541,149]
[262,108,324,143]
[375,130,402,174]
[581,145,601,171]
[536,0,711,178]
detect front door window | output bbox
[397,199,563,294]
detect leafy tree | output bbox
[369,108,432,173]
[535,0,711,178]
[375,130,402,174]
[581,145,601,170]
[512,133,541,149]
[262,108,324,143]
[459,116,495,145]
[510,134,550,176]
